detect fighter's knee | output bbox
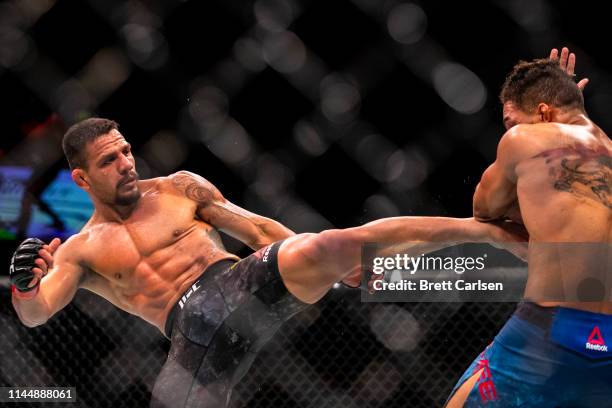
[279,233,320,268]
[309,228,365,267]
[282,229,362,268]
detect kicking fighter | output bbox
[10,118,525,407]
[446,53,612,407]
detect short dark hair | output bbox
[62,118,119,169]
[500,58,584,113]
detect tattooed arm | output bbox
[169,171,294,249]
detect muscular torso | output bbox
[74,179,239,332]
[513,121,612,312]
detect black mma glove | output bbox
[10,238,45,295]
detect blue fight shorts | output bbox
[446,302,612,407]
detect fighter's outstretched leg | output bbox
[277,217,526,303]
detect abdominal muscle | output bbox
[81,227,240,332]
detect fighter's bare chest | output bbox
[84,195,201,275]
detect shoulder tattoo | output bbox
[536,147,612,209]
[171,172,214,205]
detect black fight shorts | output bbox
[151,240,310,408]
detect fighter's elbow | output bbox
[15,310,48,328]
[473,189,502,221]
[12,299,50,328]
[473,196,491,221]
[473,184,487,217]
[473,206,493,222]
[474,207,504,223]
[256,219,294,244]
[474,215,492,223]
[21,318,47,328]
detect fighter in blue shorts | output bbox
[446,49,612,407]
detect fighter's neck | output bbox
[88,179,159,223]
[553,110,590,126]
[92,199,141,223]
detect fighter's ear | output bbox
[71,168,89,190]
[537,103,552,122]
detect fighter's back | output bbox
[516,119,611,242]
[512,118,612,309]
[452,56,612,408]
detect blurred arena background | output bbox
[0,0,609,407]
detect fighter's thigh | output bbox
[277,230,362,303]
[150,336,209,408]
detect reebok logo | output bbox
[585,326,608,352]
[262,245,272,263]
[178,282,201,309]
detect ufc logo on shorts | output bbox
[178,282,201,309]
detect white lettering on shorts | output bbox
[585,326,608,352]
[262,245,272,263]
[178,282,201,309]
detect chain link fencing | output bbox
[0,0,608,407]
[1,286,517,407]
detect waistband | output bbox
[514,301,612,330]
[163,258,237,339]
[514,301,556,330]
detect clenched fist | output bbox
[10,237,61,299]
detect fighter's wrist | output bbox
[11,282,40,300]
